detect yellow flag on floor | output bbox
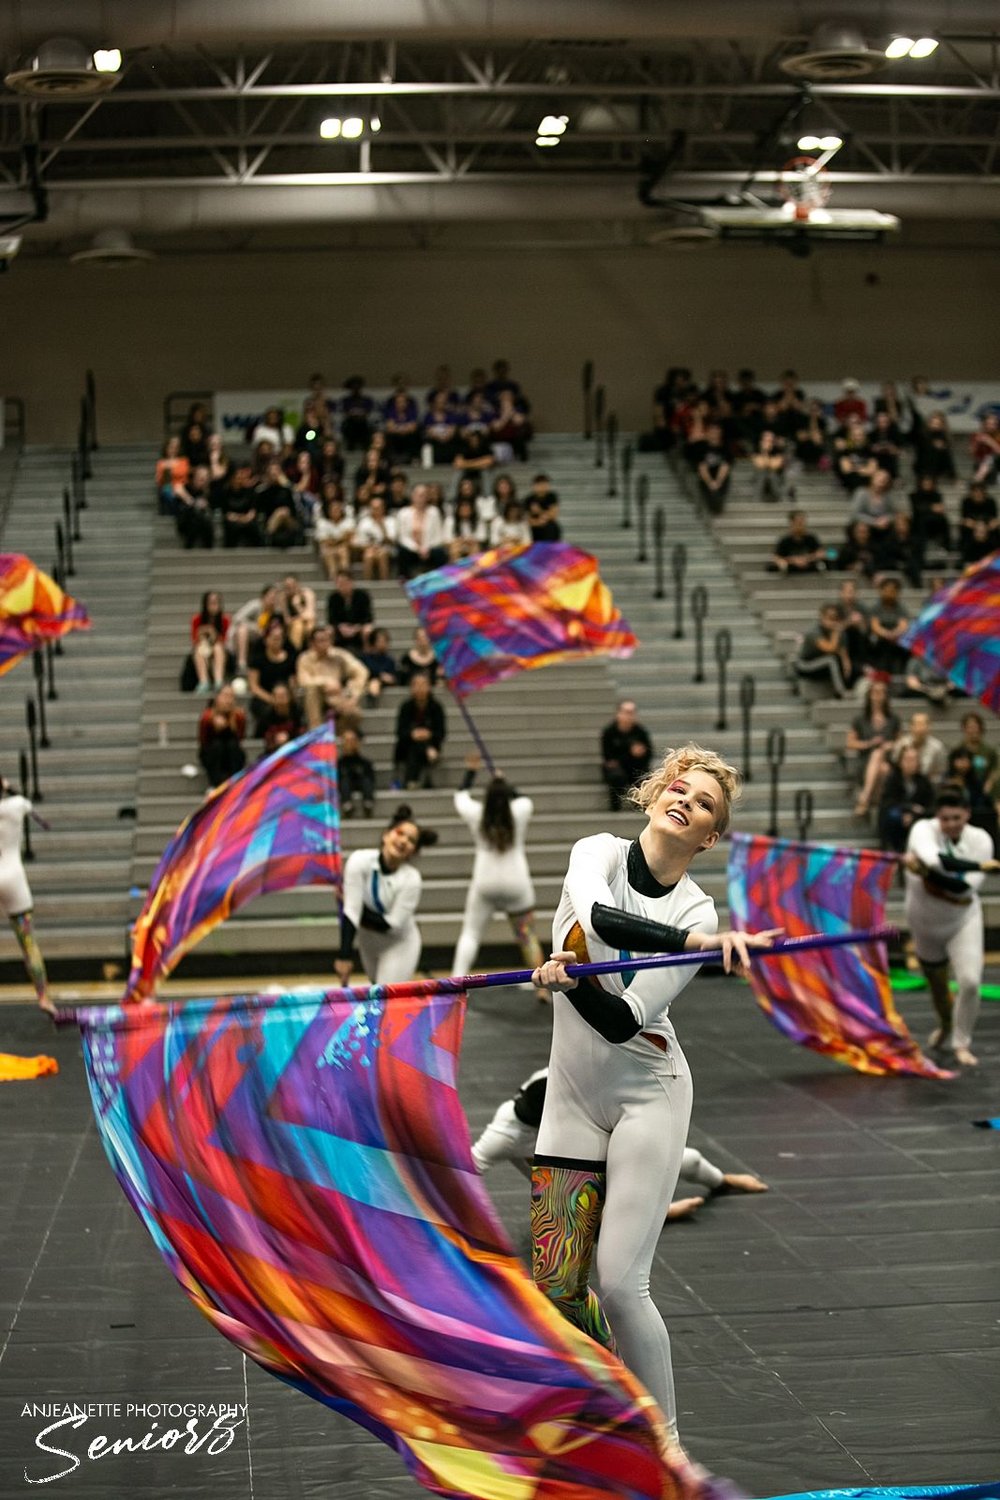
[0,1052,58,1082]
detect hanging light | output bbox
[93,48,122,73]
[319,117,342,139]
[535,135,560,147]
[885,36,915,58]
[909,37,939,57]
[341,116,364,139]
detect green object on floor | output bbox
[889,969,1000,1000]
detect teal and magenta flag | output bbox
[404,542,637,695]
[125,722,340,1002]
[76,981,735,1500]
[0,553,90,675]
[901,552,1000,711]
[727,833,949,1079]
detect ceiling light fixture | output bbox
[908,37,939,57]
[535,135,560,147]
[341,116,364,140]
[92,48,122,73]
[885,36,914,58]
[537,114,569,136]
[369,115,381,133]
[319,117,342,139]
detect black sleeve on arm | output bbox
[939,853,985,874]
[567,978,642,1044]
[460,768,476,790]
[360,906,391,933]
[589,902,688,954]
[922,867,970,895]
[338,915,357,961]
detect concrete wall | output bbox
[2,241,998,445]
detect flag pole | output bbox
[448,685,496,776]
[52,926,897,1026]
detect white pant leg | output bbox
[357,925,422,985]
[452,885,497,976]
[594,1054,694,1441]
[470,1100,536,1179]
[946,904,984,1051]
[679,1145,724,1191]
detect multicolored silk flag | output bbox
[901,552,1000,711]
[404,542,637,695]
[125,722,340,1002]
[727,833,950,1079]
[0,552,90,675]
[76,983,735,1500]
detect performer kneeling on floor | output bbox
[336,804,438,986]
[530,743,780,1450]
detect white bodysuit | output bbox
[341,847,423,985]
[0,796,33,916]
[535,832,717,1435]
[451,789,535,975]
[904,816,993,1052]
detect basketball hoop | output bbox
[779,154,832,223]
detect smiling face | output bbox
[382,820,419,866]
[646,770,723,856]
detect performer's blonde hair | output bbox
[630,743,741,834]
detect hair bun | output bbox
[389,803,413,824]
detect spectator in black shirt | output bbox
[913,411,956,481]
[795,603,853,698]
[837,519,878,577]
[339,377,375,452]
[222,465,263,548]
[600,699,653,812]
[793,400,829,469]
[527,473,561,542]
[877,744,934,852]
[769,509,825,573]
[867,576,911,677]
[731,368,767,447]
[874,512,921,588]
[696,424,731,514]
[338,725,377,817]
[327,569,373,655]
[394,672,446,789]
[959,482,999,566]
[909,474,951,566]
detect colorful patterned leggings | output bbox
[530,1162,616,1351]
[10,909,48,1005]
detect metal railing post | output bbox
[671,544,688,639]
[636,473,648,562]
[582,359,594,440]
[18,750,34,861]
[606,413,619,497]
[714,627,732,731]
[739,673,756,781]
[33,650,50,748]
[50,559,64,655]
[652,507,666,599]
[690,583,708,678]
[25,700,41,800]
[766,727,787,838]
[594,385,606,467]
[57,511,73,578]
[795,788,814,843]
[45,640,57,701]
[85,367,97,451]
[621,444,633,528]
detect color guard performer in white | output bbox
[530,744,780,1450]
[0,777,51,1014]
[335,805,438,986]
[451,754,550,1003]
[903,783,998,1067]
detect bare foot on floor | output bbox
[722,1172,769,1193]
[953,1045,978,1067]
[927,1027,950,1050]
[665,1196,703,1222]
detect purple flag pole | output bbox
[53,926,897,1026]
[449,685,496,777]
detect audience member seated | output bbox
[426,364,461,409]
[198,685,247,789]
[393,672,446,789]
[835,417,877,492]
[643,366,689,452]
[909,474,951,567]
[398,625,439,686]
[316,436,345,486]
[901,652,953,705]
[850,469,900,539]
[249,405,294,453]
[314,486,355,579]
[221,464,261,545]
[296,623,368,732]
[353,496,396,580]
[970,412,1000,487]
[382,384,421,465]
[340,377,376,452]
[795,603,853,698]
[227,582,278,675]
[387,469,410,512]
[295,399,332,458]
[255,460,303,549]
[490,498,531,549]
[836,577,871,679]
[445,493,484,561]
[423,395,459,464]
[396,484,447,579]
[770,370,806,438]
[848,679,900,816]
[175,464,215,549]
[327,569,373,655]
[868,410,902,478]
[290,451,320,531]
[185,590,230,695]
[485,358,529,412]
[490,388,532,462]
[247,617,299,735]
[465,366,490,405]
[953,712,999,803]
[913,411,956,481]
[338,726,376,817]
[460,392,494,440]
[945,747,999,845]
[893,709,948,782]
[180,401,212,456]
[206,433,233,508]
[360,627,398,705]
[696,424,731,514]
[155,436,190,513]
[768,509,825,574]
[866,575,911,678]
[958,481,1000,565]
[877,744,934,851]
[600,699,653,813]
[731,367,767,448]
[527,474,561,542]
[680,398,711,469]
[751,428,790,503]
[833,378,867,428]
[259,682,304,758]
[837,519,878,577]
[453,427,496,475]
[354,445,391,507]
[275,574,316,652]
[793,400,829,469]
[874,513,921,588]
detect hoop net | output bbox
[779,155,832,221]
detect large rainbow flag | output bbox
[727,834,950,1079]
[404,542,637,696]
[76,982,735,1500]
[901,552,1000,711]
[125,723,340,1002]
[0,553,90,674]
